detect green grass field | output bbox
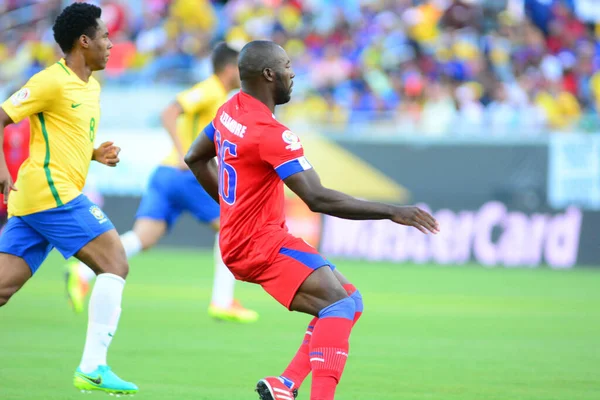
[1,249,599,400]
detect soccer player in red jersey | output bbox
[185,41,440,400]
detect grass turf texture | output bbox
[1,249,599,400]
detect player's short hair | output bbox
[212,42,239,74]
[53,2,102,53]
[238,41,282,81]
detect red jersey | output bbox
[208,92,312,275]
[0,119,30,210]
[4,119,30,179]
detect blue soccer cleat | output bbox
[73,365,138,395]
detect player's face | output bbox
[274,56,295,105]
[86,19,113,71]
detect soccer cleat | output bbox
[74,365,138,395]
[256,377,298,400]
[208,299,259,323]
[65,260,90,313]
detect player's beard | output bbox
[274,74,292,105]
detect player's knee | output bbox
[0,288,16,307]
[343,283,364,315]
[317,295,356,321]
[113,260,129,279]
[99,258,129,279]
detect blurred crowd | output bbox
[2,0,600,135]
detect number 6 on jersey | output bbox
[216,130,238,205]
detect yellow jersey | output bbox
[162,74,228,167]
[1,59,101,216]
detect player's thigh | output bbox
[21,195,122,275]
[253,236,346,315]
[132,218,167,250]
[333,269,352,287]
[135,166,181,229]
[180,171,220,225]
[0,217,52,305]
[75,229,128,278]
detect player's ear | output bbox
[80,35,90,49]
[263,68,274,82]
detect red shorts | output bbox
[229,234,335,309]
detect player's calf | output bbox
[0,253,32,307]
[309,296,356,399]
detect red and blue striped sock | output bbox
[309,296,355,400]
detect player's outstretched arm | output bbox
[284,168,439,234]
[0,108,17,202]
[185,129,219,203]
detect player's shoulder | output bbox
[256,118,302,151]
[89,76,102,91]
[27,63,63,85]
[44,61,74,82]
[260,117,292,137]
[17,63,64,97]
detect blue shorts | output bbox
[136,166,220,229]
[0,194,115,274]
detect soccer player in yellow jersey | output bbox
[0,3,137,395]
[68,43,259,323]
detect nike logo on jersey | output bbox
[71,103,82,108]
[78,373,102,385]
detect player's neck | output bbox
[241,87,276,113]
[64,53,93,83]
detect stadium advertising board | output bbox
[319,202,583,269]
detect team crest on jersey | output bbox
[282,130,302,151]
[89,205,108,224]
[10,88,30,106]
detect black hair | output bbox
[53,2,102,53]
[238,40,283,81]
[212,42,239,74]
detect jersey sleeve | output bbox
[1,72,60,123]
[176,84,218,114]
[259,125,313,180]
[203,121,216,142]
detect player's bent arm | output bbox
[161,101,185,159]
[185,131,219,203]
[284,169,439,234]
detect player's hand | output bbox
[93,141,121,167]
[0,167,17,204]
[390,206,440,234]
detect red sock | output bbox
[281,285,363,391]
[309,297,355,400]
[281,317,318,389]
